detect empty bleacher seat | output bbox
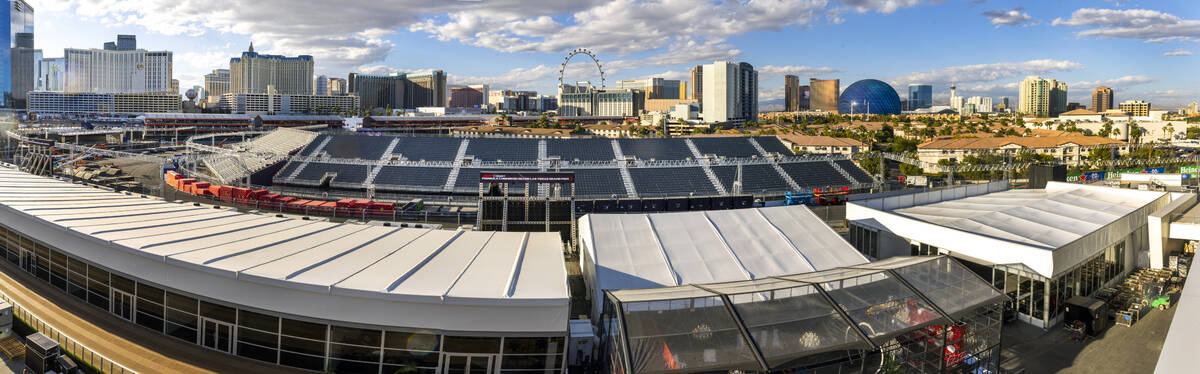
[293,162,345,183]
[629,167,718,197]
[617,139,694,161]
[754,136,794,155]
[779,161,854,188]
[373,166,452,190]
[710,164,791,194]
[392,137,463,161]
[546,139,616,161]
[691,137,761,158]
[835,160,875,184]
[567,169,627,197]
[466,138,538,161]
[321,135,395,159]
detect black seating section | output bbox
[322,135,394,159]
[568,169,627,197]
[374,166,452,189]
[779,161,853,188]
[276,160,304,179]
[691,138,761,158]
[296,135,329,156]
[754,136,794,155]
[710,164,791,194]
[392,137,463,161]
[466,138,538,162]
[617,139,694,161]
[836,160,875,184]
[293,162,350,183]
[546,139,615,161]
[629,167,718,197]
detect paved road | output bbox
[1001,305,1176,373]
[0,262,305,374]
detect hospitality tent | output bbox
[578,205,869,318]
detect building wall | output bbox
[204,69,230,103]
[784,75,800,112]
[36,57,64,91]
[809,78,839,112]
[28,91,181,114]
[313,74,328,96]
[1,0,34,108]
[1092,86,1113,113]
[1120,100,1150,117]
[64,48,173,94]
[690,65,703,104]
[222,92,359,114]
[230,50,313,95]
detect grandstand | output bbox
[198,128,317,184]
[271,134,876,199]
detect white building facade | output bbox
[64,47,173,93]
[701,61,757,124]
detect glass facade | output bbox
[0,222,566,374]
[908,84,932,110]
[991,239,1128,328]
[837,79,902,115]
[2,0,34,108]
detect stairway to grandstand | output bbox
[750,136,794,155]
[710,164,793,195]
[628,167,719,197]
[443,140,471,192]
[363,138,402,187]
[834,159,876,184]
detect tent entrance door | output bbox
[201,318,234,354]
[439,354,495,374]
[111,289,134,322]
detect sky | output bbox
[25,0,1200,110]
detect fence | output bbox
[0,291,136,374]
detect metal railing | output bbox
[0,291,137,374]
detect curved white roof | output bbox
[0,167,568,334]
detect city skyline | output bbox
[25,0,1200,109]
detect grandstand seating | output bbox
[567,169,628,197]
[754,136,794,155]
[629,167,718,196]
[779,161,851,188]
[319,135,395,159]
[293,162,346,183]
[691,138,762,158]
[329,164,372,186]
[836,160,875,184]
[617,139,694,160]
[392,137,463,161]
[710,164,791,194]
[546,139,615,161]
[201,128,317,184]
[466,138,539,162]
[373,166,453,190]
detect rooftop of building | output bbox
[919,134,1125,149]
[1060,109,1101,116]
[777,134,868,147]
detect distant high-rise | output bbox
[908,84,932,109]
[690,65,703,104]
[65,35,174,94]
[348,71,446,111]
[966,96,993,113]
[809,78,839,112]
[1119,100,1150,117]
[36,57,63,91]
[229,42,313,95]
[2,0,34,108]
[784,75,801,112]
[203,68,229,103]
[11,32,36,107]
[449,84,488,108]
[170,79,179,94]
[116,34,136,51]
[700,61,757,123]
[1018,76,1067,117]
[1092,86,1113,113]
[313,74,328,95]
[616,77,682,100]
[328,77,347,95]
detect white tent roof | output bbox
[578,205,867,316]
[848,182,1168,278]
[0,167,568,334]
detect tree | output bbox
[1163,123,1175,142]
[534,113,550,128]
[858,155,881,176]
[1186,126,1200,139]
[890,137,920,153]
[1087,147,1113,162]
[900,163,923,176]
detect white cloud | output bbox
[1164,49,1193,56]
[1070,75,1157,90]
[1053,8,1200,40]
[982,7,1035,27]
[889,59,1085,89]
[449,65,562,91]
[757,65,841,78]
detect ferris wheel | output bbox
[558,48,605,90]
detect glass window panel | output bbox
[238,310,279,333]
[199,301,236,323]
[166,322,197,343]
[51,249,67,267]
[282,318,327,341]
[620,296,760,373]
[68,257,86,276]
[87,265,109,285]
[330,343,381,362]
[501,354,562,370]
[281,336,326,356]
[166,308,197,328]
[382,365,437,374]
[820,271,945,340]
[729,284,868,368]
[237,342,278,364]
[280,351,326,371]
[238,327,279,348]
[443,336,501,354]
[136,282,164,305]
[166,292,197,312]
[892,257,1004,316]
[383,349,440,367]
[331,326,382,347]
[502,337,563,355]
[135,312,163,332]
[110,273,135,294]
[385,331,440,351]
[329,359,379,374]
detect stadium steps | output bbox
[686,139,728,195]
[827,160,863,185]
[611,140,638,198]
[443,139,470,192]
[746,137,771,157]
[362,138,401,188]
[283,135,332,183]
[746,137,802,191]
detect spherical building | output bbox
[838,79,902,115]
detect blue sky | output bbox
[27,0,1200,109]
